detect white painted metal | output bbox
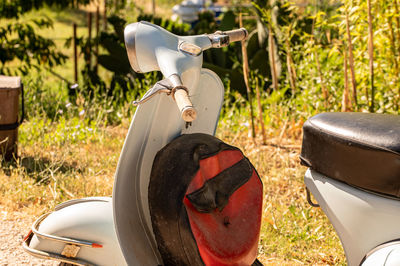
[305,169,400,266]
[126,21,212,75]
[113,68,224,265]
[28,197,126,266]
[362,243,400,266]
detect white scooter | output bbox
[302,112,400,265]
[22,22,262,265]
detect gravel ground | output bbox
[0,208,57,266]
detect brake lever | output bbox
[133,79,173,106]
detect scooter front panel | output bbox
[113,69,224,265]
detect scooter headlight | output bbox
[124,23,141,73]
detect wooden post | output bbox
[342,47,351,112]
[345,9,358,107]
[285,25,296,93]
[255,76,267,145]
[103,0,107,31]
[394,0,400,56]
[87,12,93,68]
[95,6,100,74]
[388,15,400,108]
[239,13,256,140]
[367,0,374,112]
[311,18,328,108]
[268,26,279,92]
[73,23,78,83]
[152,0,156,15]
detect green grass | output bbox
[0,109,345,265]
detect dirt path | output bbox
[0,209,57,266]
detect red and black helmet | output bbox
[149,133,263,265]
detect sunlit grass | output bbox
[0,105,345,264]
[217,115,345,265]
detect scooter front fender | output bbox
[113,68,225,265]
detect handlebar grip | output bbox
[225,28,248,43]
[173,87,197,122]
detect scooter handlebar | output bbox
[173,87,197,122]
[225,28,248,43]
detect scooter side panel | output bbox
[305,169,400,266]
[362,243,400,266]
[113,69,224,265]
[29,197,126,266]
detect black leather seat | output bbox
[300,112,400,199]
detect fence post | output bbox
[87,12,93,68]
[95,6,100,74]
[73,23,78,83]
[103,0,107,31]
[239,13,256,140]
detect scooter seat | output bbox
[300,112,400,199]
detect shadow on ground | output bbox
[1,155,82,184]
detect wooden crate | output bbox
[0,76,22,160]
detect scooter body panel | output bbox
[305,169,400,266]
[113,68,224,265]
[28,197,126,266]
[362,242,400,266]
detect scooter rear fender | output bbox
[24,197,126,266]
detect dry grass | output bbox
[217,122,345,265]
[0,117,345,265]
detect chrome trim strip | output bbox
[31,213,100,248]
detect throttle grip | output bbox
[173,87,197,122]
[225,28,248,43]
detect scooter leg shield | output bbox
[148,133,263,265]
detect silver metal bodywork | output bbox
[25,197,126,266]
[362,241,400,266]
[305,169,400,266]
[113,68,224,265]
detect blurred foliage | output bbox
[242,0,400,123]
[6,0,400,125]
[0,0,93,75]
[0,17,67,75]
[0,0,91,18]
